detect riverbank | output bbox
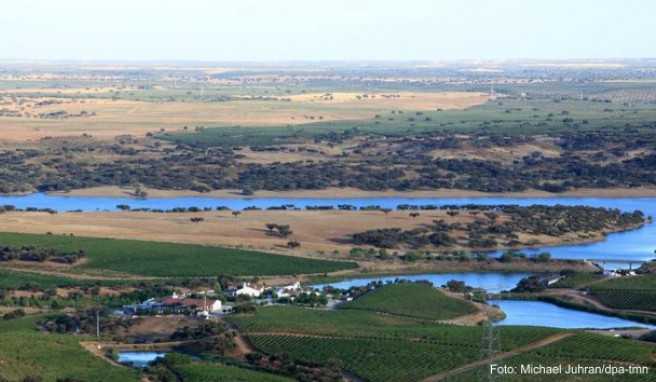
[48,186,656,199]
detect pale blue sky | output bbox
[2,0,654,61]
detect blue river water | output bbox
[2,194,655,266]
[489,300,655,329]
[314,272,531,293]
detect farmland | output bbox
[171,360,295,382]
[231,306,559,382]
[2,65,656,196]
[449,333,656,381]
[340,282,477,320]
[0,268,84,289]
[0,87,488,140]
[249,334,480,382]
[588,275,656,312]
[550,272,607,289]
[228,302,656,382]
[160,96,656,146]
[0,232,357,277]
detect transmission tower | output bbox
[478,321,501,382]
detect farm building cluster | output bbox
[120,281,315,318]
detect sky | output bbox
[2,0,655,61]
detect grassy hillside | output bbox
[340,282,477,321]
[0,316,140,382]
[0,232,357,277]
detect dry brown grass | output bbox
[0,209,615,258]
[288,91,488,110]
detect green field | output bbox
[174,361,294,382]
[228,290,656,382]
[230,306,558,350]
[588,275,656,312]
[249,334,480,382]
[0,316,140,382]
[0,268,84,289]
[550,272,607,289]
[229,305,562,381]
[340,282,477,321]
[449,333,656,381]
[0,232,357,277]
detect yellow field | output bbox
[0,91,488,140]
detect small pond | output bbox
[117,351,166,368]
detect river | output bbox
[2,194,655,266]
[313,272,530,293]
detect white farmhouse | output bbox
[235,283,263,298]
[275,281,302,298]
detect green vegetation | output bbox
[0,316,140,382]
[550,272,607,289]
[249,334,479,382]
[230,306,559,350]
[340,282,477,320]
[0,268,83,289]
[0,232,357,277]
[450,333,656,381]
[589,275,656,312]
[228,277,656,381]
[229,304,563,382]
[175,361,294,382]
[160,97,656,146]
